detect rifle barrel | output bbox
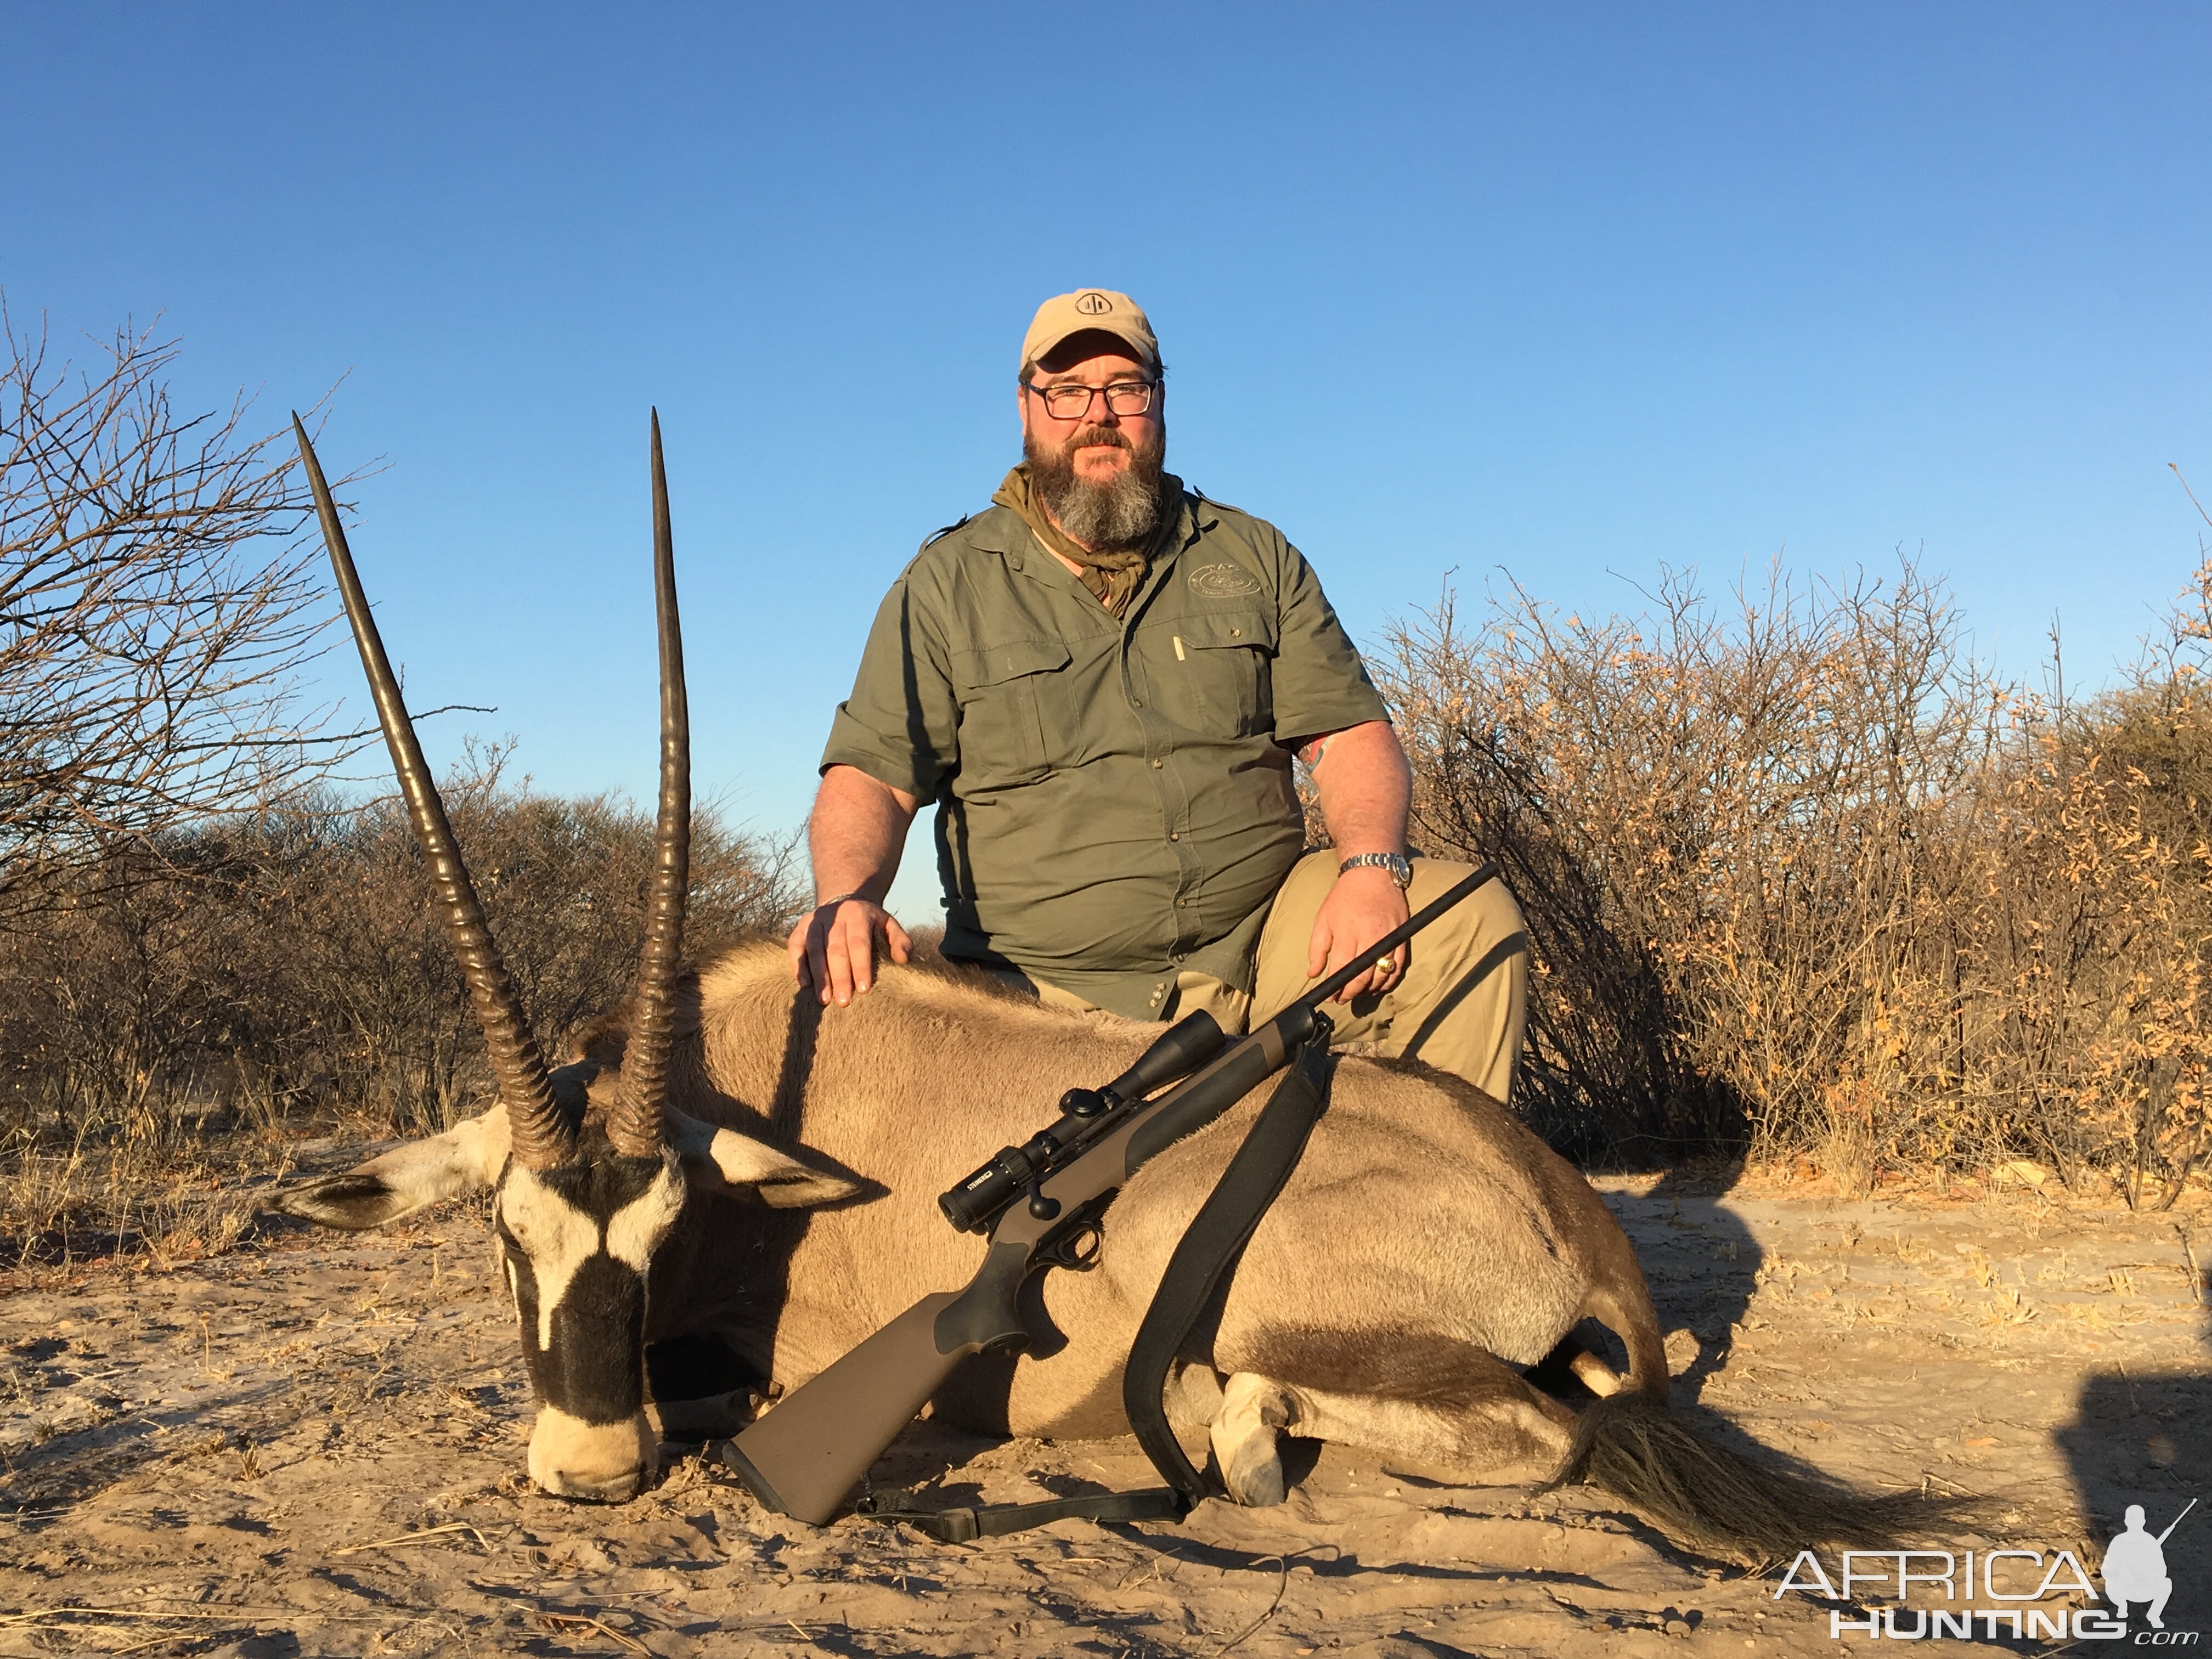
[2157,1497,2197,1544]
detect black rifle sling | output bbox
[1121,1033,1333,1506]
[859,1485,1183,1543]
[863,1036,1334,1541]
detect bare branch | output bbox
[0,300,360,913]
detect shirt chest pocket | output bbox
[952,638,1072,789]
[1165,610,1277,738]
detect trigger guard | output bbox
[1036,1221,1103,1273]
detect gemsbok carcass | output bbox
[270,417,1906,1560]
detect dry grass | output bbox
[0,1124,280,1275]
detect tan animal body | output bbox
[286,940,1664,1506]
[275,417,1908,1561]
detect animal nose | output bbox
[527,1407,657,1502]
[546,1468,646,1503]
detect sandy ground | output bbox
[1,1166,2205,1657]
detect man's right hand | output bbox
[788,896,914,1007]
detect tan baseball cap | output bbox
[1020,289,1160,377]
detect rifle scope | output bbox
[938,1009,1226,1234]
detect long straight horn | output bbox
[291,416,570,1169]
[606,410,690,1159]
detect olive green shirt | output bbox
[821,489,1388,1021]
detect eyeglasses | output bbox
[1022,379,1160,421]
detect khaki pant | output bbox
[1018,852,1530,1103]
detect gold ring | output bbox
[1374,955,1394,972]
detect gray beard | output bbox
[1027,432,1166,549]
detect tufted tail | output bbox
[1543,1393,1962,1564]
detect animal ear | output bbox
[269,1106,512,1230]
[666,1109,864,1209]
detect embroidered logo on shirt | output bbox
[1188,562,1262,599]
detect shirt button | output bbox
[1151,759,1164,769]
[1131,698,1143,708]
[1229,627,1243,638]
[1169,832,1179,841]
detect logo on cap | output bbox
[1075,292,1114,315]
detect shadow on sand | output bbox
[2053,1260,2210,1628]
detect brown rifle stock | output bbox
[715,1292,961,1522]
[717,862,1499,1524]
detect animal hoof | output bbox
[1222,1445,1288,1507]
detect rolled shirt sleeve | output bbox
[820,568,961,799]
[1267,534,1391,744]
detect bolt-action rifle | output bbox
[715,862,1501,1526]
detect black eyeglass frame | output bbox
[1020,378,1162,420]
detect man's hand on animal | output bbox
[791,895,913,1007]
[785,763,919,1005]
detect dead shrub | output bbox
[0,305,345,919]
[1384,554,2212,1200]
[0,748,803,1268]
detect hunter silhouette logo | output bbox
[1074,291,1114,314]
[2105,1500,2193,1630]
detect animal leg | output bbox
[1567,1348,1626,1397]
[1211,1372,1295,1506]
[1165,1360,1226,1432]
[1223,1341,1579,1491]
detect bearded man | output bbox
[789,290,1530,1102]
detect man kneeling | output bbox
[789,289,1528,1101]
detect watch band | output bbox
[1338,852,1413,890]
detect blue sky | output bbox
[6,3,2208,921]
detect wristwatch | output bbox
[1338,851,1413,890]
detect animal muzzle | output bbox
[527,1403,658,1502]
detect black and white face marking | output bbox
[495,1150,685,1500]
